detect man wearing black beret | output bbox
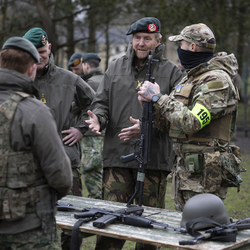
[69,52,104,200]
[86,17,185,250]
[68,52,85,75]
[0,37,72,249]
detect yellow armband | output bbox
[190,103,211,129]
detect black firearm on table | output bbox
[57,202,144,221]
[93,212,250,246]
[57,202,144,250]
[93,211,187,233]
[179,216,250,245]
[120,54,157,206]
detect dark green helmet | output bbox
[180,193,230,229]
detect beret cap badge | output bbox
[41,35,47,46]
[147,23,157,33]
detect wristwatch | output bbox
[152,93,162,103]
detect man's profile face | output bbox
[132,32,160,65]
[70,64,84,75]
[37,43,51,72]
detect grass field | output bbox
[80,101,250,250]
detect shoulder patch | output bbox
[175,85,184,93]
[207,81,224,89]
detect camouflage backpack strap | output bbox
[0,92,31,186]
[0,92,51,222]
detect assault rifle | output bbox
[93,212,187,233]
[179,216,250,245]
[57,202,144,220]
[93,213,250,246]
[57,202,144,250]
[120,54,158,206]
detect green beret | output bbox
[23,27,48,48]
[83,53,101,62]
[2,36,40,63]
[126,17,161,35]
[68,52,84,67]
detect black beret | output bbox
[68,52,84,67]
[83,53,101,62]
[2,36,40,63]
[126,17,161,35]
[23,27,48,48]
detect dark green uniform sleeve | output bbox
[74,77,95,135]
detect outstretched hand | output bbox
[118,116,140,141]
[61,127,83,146]
[85,110,101,135]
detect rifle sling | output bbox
[70,218,93,250]
[186,217,222,237]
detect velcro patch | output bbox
[207,81,223,89]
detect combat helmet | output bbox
[180,193,230,229]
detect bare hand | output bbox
[85,110,101,135]
[62,127,83,146]
[118,116,140,141]
[138,81,161,105]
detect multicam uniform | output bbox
[34,54,95,196]
[154,52,242,211]
[81,67,104,199]
[0,68,72,249]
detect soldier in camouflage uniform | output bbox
[0,37,72,249]
[69,52,104,199]
[138,23,242,211]
[86,17,184,250]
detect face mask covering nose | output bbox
[177,46,214,69]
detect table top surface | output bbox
[56,195,250,250]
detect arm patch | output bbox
[190,103,211,129]
[207,80,224,89]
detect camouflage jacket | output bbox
[91,42,184,171]
[154,52,240,153]
[34,54,95,168]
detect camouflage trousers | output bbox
[172,152,229,211]
[95,167,170,250]
[0,223,60,250]
[68,168,83,197]
[80,136,103,199]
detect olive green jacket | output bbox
[34,54,95,168]
[0,68,72,233]
[82,67,104,91]
[91,43,184,171]
[82,67,104,137]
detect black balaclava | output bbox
[177,46,214,69]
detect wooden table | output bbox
[56,195,250,249]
